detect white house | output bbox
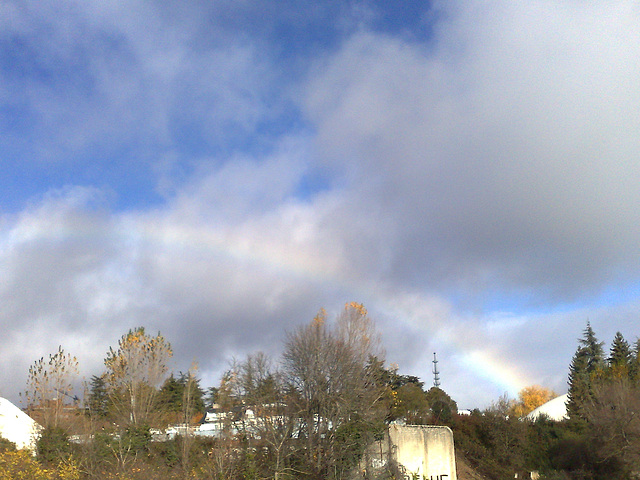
[0,397,41,451]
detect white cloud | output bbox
[303,1,640,302]
[3,1,640,410]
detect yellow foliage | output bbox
[512,385,557,418]
[312,308,327,327]
[0,450,80,480]
[346,302,367,316]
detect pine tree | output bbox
[581,322,605,373]
[158,374,183,413]
[566,347,590,420]
[204,386,219,408]
[566,323,604,420]
[178,371,205,413]
[608,331,632,378]
[87,374,108,418]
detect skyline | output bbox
[2,0,640,408]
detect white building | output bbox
[0,397,41,451]
[526,394,568,422]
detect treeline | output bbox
[452,323,640,480]
[6,311,640,479]
[8,303,454,480]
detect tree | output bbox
[282,303,386,479]
[608,331,632,378]
[425,386,457,424]
[391,383,429,424]
[510,385,556,418]
[225,352,298,480]
[567,346,590,420]
[103,327,172,426]
[157,374,183,415]
[582,377,640,477]
[581,322,605,373]
[156,369,205,420]
[567,323,604,420]
[25,346,79,428]
[176,364,204,474]
[87,374,108,418]
[203,386,219,408]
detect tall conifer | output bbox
[581,322,605,373]
[608,331,632,378]
[567,322,604,420]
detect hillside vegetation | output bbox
[5,309,640,479]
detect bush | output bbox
[37,426,73,466]
[0,448,80,480]
[0,437,17,453]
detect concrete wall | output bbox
[388,425,457,480]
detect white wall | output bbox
[389,425,457,480]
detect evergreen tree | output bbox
[425,387,457,424]
[608,331,632,378]
[178,371,205,413]
[158,374,183,413]
[567,323,604,420]
[581,322,605,373]
[203,386,219,408]
[157,372,205,414]
[87,374,108,418]
[566,347,590,420]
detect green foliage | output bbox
[566,348,590,421]
[390,383,429,424]
[607,331,631,378]
[567,322,605,421]
[425,387,457,424]
[36,426,73,466]
[158,374,183,413]
[122,424,152,455]
[581,322,605,372]
[204,386,219,408]
[87,374,109,418]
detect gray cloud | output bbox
[2,1,640,410]
[304,1,640,303]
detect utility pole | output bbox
[432,352,441,388]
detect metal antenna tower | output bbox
[432,352,441,388]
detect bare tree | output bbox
[282,303,386,479]
[179,363,202,473]
[224,352,299,480]
[583,377,640,474]
[25,345,79,429]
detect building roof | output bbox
[0,397,41,451]
[525,393,568,422]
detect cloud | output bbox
[0,0,287,206]
[3,1,640,410]
[303,1,640,305]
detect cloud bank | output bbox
[2,0,640,408]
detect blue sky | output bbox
[2,0,640,408]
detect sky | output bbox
[2,0,640,409]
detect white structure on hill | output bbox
[526,394,568,422]
[0,397,41,451]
